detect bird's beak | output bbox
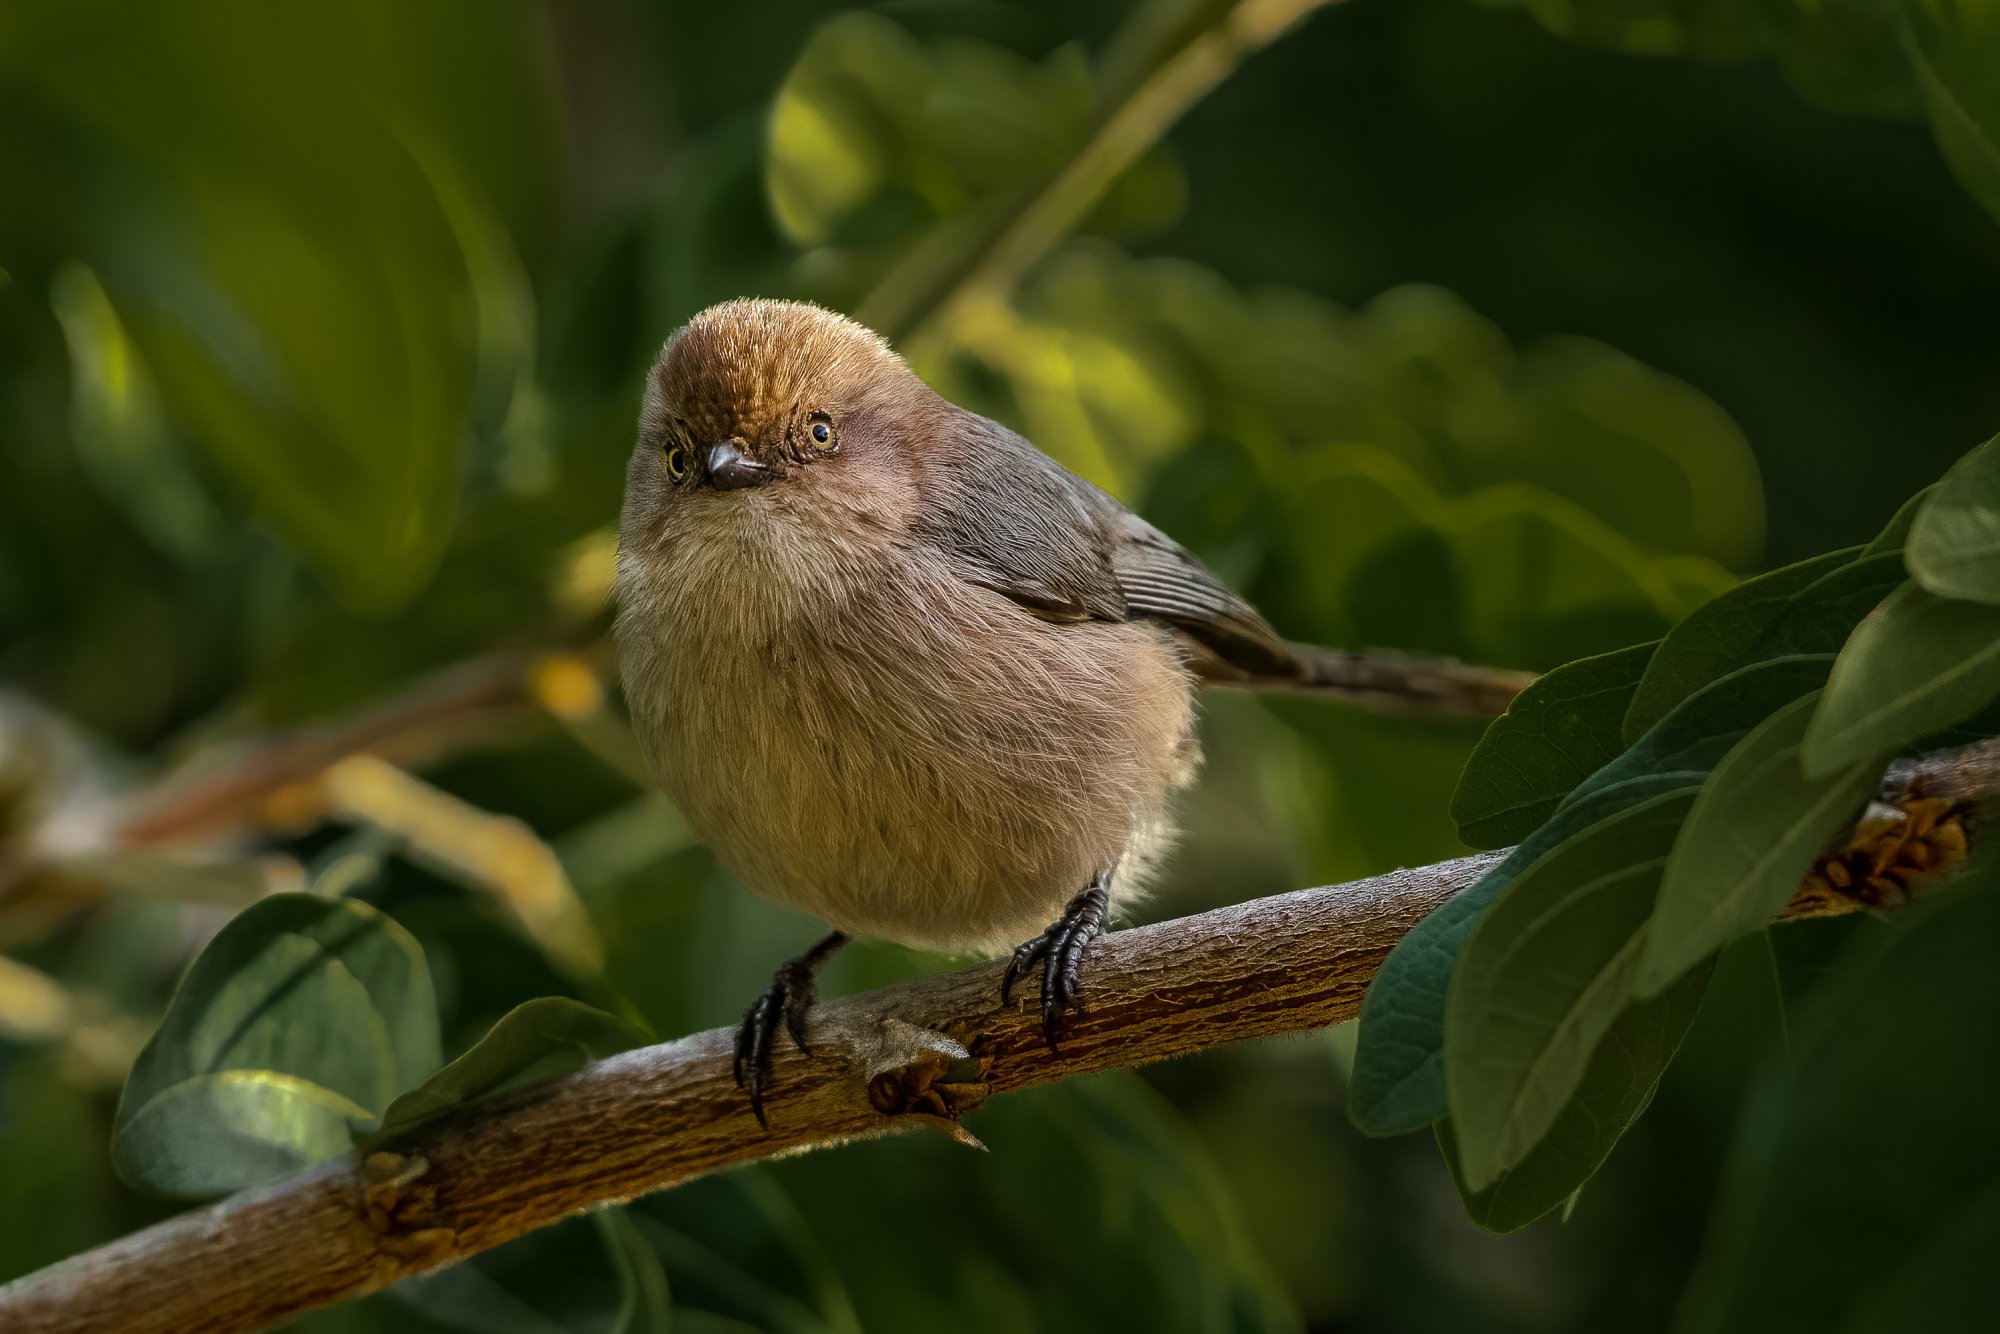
[705,440,769,491]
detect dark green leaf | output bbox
[1351,657,1820,1141]
[1450,641,1658,849]
[1441,960,1711,1233]
[1582,654,1834,806]
[1347,771,1703,1137]
[393,1207,670,1334]
[376,997,650,1141]
[1801,580,2000,779]
[1675,870,2000,1333]
[1862,483,1934,558]
[1638,694,1884,997]
[1444,790,1695,1189]
[113,895,437,1197]
[1907,432,2000,601]
[1738,551,1909,663]
[1624,548,1858,741]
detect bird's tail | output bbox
[1203,644,1533,719]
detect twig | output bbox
[2,740,1989,1334]
[861,0,1344,347]
[112,653,541,849]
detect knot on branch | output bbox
[358,1151,455,1268]
[862,1018,990,1137]
[1793,795,1972,917]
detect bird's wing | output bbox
[913,413,1300,678]
[910,418,1129,623]
[1104,511,1300,679]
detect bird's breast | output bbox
[617,503,1197,952]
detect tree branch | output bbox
[2,741,1992,1334]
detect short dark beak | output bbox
[705,440,769,491]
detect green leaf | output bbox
[113,894,437,1197]
[1638,694,1885,997]
[1900,0,2000,224]
[376,997,650,1141]
[1444,790,1696,1190]
[112,1071,371,1201]
[1355,654,1822,1148]
[1738,551,1911,662]
[4,1,554,613]
[1440,960,1711,1233]
[1862,483,1935,559]
[393,1207,671,1334]
[1450,641,1658,849]
[1801,580,2000,779]
[1675,872,2000,1333]
[1445,488,1697,670]
[1347,771,1703,1137]
[1624,548,1859,741]
[1908,432,2000,601]
[1580,654,1834,808]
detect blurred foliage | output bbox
[2,0,2000,1330]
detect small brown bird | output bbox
[617,299,1523,1124]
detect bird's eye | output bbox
[808,418,835,449]
[664,445,690,481]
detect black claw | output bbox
[1000,938,1040,1005]
[1001,872,1112,1050]
[732,930,848,1129]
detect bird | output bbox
[615,298,1525,1125]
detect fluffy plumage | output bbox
[617,299,1519,956]
[619,301,1199,953]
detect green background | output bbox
[2,0,1996,1329]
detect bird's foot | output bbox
[1001,871,1111,1049]
[734,930,848,1128]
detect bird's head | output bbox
[622,299,936,538]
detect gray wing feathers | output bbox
[914,411,1299,676]
[1106,516,1300,679]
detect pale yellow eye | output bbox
[808,416,835,449]
[664,445,690,482]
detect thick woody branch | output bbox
[2,742,1993,1334]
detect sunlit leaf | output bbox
[113,1070,371,1200]
[47,263,228,564]
[1801,579,2000,778]
[1445,790,1695,1190]
[1639,694,1884,997]
[113,894,437,1197]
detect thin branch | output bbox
[111,652,541,849]
[3,741,1990,1334]
[861,0,1344,348]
